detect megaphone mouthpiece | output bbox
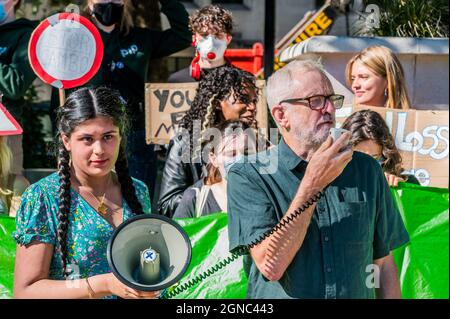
[139,247,161,285]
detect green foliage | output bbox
[367,0,449,37]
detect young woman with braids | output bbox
[342,109,420,186]
[13,87,160,299]
[157,66,260,218]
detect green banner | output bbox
[1,183,448,299]
[170,213,247,299]
[0,215,16,298]
[391,183,449,299]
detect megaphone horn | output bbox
[107,214,192,292]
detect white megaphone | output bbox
[107,214,192,292]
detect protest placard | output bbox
[145,81,268,145]
[338,106,449,188]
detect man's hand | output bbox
[384,173,405,187]
[303,132,353,192]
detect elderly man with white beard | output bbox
[227,59,409,299]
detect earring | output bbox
[384,88,388,97]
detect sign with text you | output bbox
[145,82,268,145]
[351,106,449,188]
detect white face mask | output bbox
[196,35,227,62]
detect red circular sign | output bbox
[28,13,103,89]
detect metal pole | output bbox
[264,0,276,79]
[345,3,350,36]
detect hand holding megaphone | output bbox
[105,273,161,299]
[302,129,353,191]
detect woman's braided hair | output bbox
[179,66,259,159]
[56,86,144,278]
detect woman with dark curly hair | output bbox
[342,109,419,186]
[13,87,159,299]
[157,66,260,217]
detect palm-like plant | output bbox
[361,0,448,37]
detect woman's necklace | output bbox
[89,191,108,215]
[73,174,112,215]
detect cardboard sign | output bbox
[338,106,449,188]
[28,13,103,89]
[145,81,268,145]
[0,103,22,136]
[256,3,337,78]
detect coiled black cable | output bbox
[162,190,324,299]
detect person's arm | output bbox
[228,134,353,281]
[157,139,195,217]
[148,0,191,59]
[384,172,405,187]
[251,135,352,281]
[374,253,402,299]
[13,242,160,299]
[248,179,319,281]
[372,159,410,299]
[173,187,197,219]
[401,173,421,185]
[0,31,36,100]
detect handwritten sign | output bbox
[28,13,103,89]
[145,81,268,145]
[338,106,449,188]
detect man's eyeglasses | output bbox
[279,94,345,110]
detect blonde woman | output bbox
[0,136,29,217]
[346,45,412,109]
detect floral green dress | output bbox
[13,172,151,297]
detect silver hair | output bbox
[266,59,326,112]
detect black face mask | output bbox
[92,3,124,27]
